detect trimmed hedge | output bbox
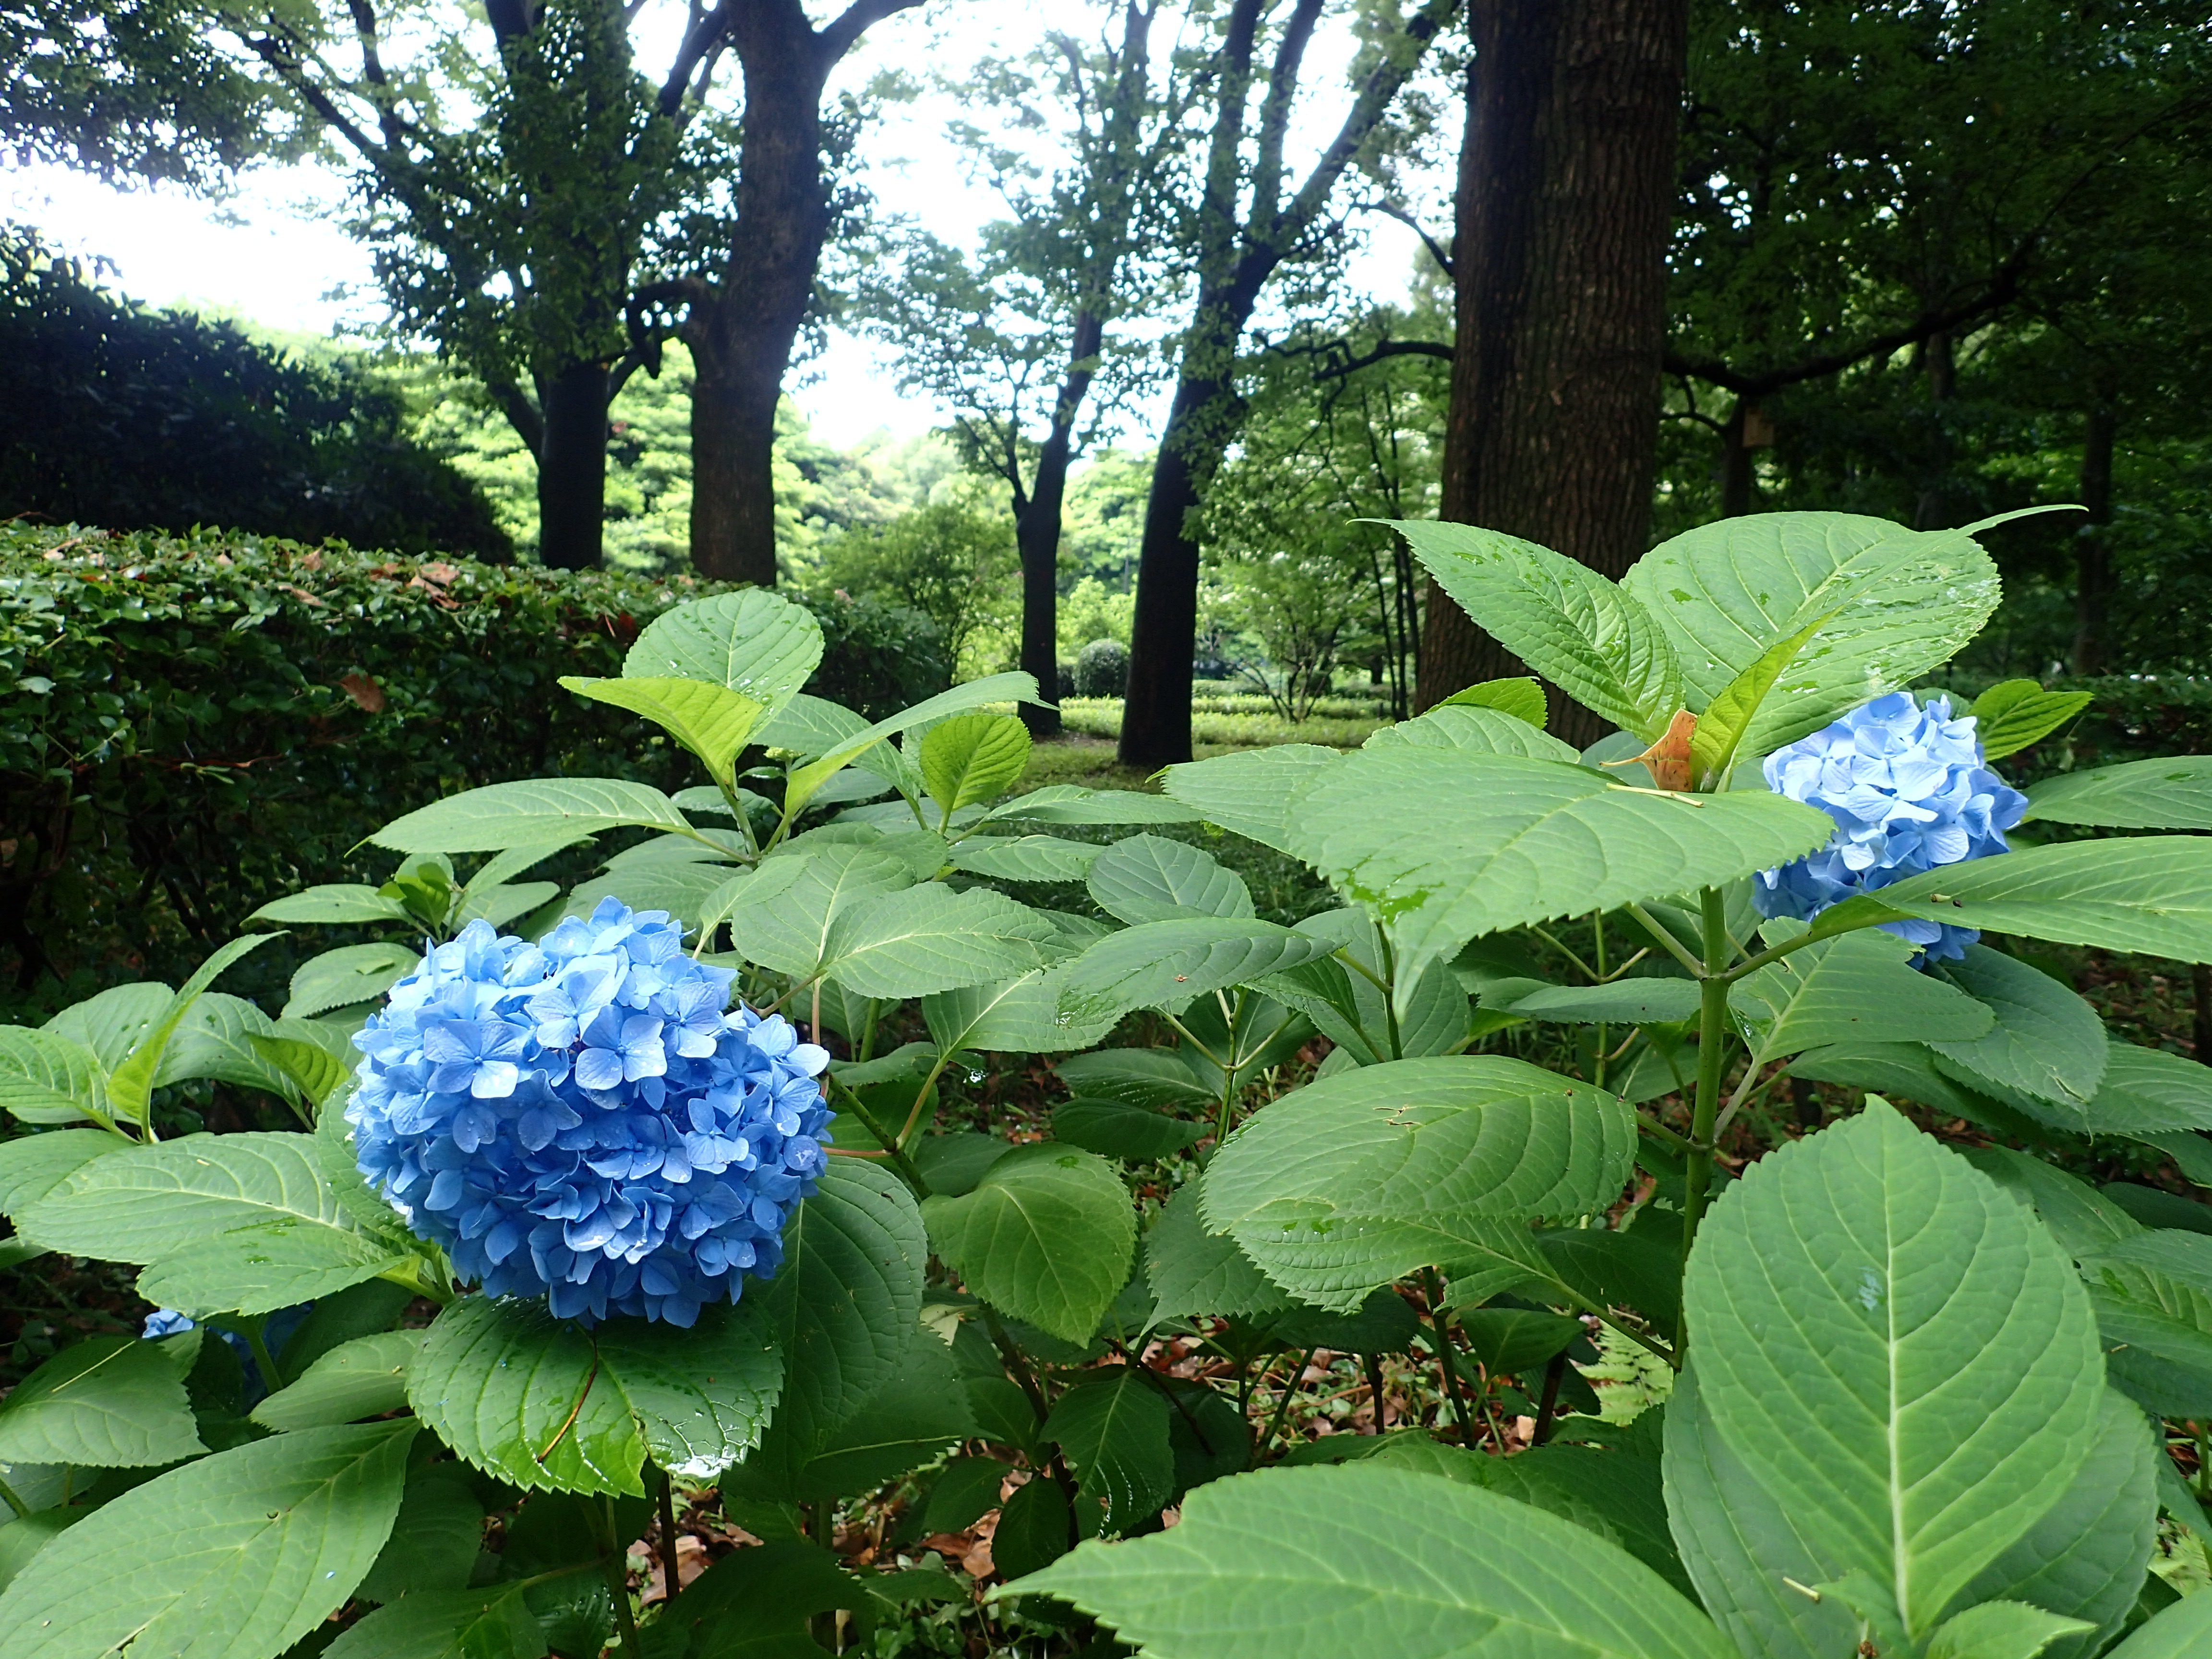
[0,523,949,1007]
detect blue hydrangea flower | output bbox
[1753,691,2028,964]
[347,897,833,1326]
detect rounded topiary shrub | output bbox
[1074,637,1131,697]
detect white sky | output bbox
[0,1,1446,449]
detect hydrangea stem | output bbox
[1679,887,1734,1340]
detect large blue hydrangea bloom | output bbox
[1753,691,2027,964]
[348,898,832,1325]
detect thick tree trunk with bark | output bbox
[1418,0,1689,745]
[686,15,833,587]
[1119,380,1218,767]
[2070,406,2117,676]
[538,360,613,570]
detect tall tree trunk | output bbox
[538,360,612,570]
[1719,397,1754,518]
[1119,376,1220,768]
[687,27,829,587]
[1417,0,1689,746]
[2070,406,2117,676]
[1014,314,1104,739]
[1117,0,1455,768]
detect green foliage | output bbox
[0,227,508,558]
[11,512,2212,1659]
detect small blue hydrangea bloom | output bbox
[141,1304,314,1404]
[348,897,832,1326]
[1753,690,2027,964]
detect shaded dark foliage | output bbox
[0,225,509,558]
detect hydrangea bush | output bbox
[6,522,2212,1659]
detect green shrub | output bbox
[0,523,948,1004]
[1073,637,1130,697]
[0,226,509,558]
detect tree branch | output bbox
[1317,337,1454,378]
[815,0,927,72]
[1359,198,1453,279]
[656,2,729,119]
[486,378,545,455]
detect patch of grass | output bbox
[1058,697,1382,751]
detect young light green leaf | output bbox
[2077,1042,2212,1136]
[1288,750,1830,1010]
[1202,1057,1635,1305]
[1491,979,1703,1026]
[1018,1463,1734,1659]
[134,1215,408,1316]
[1731,930,1994,1063]
[0,1421,416,1659]
[44,981,169,1071]
[156,992,298,1100]
[372,778,697,854]
[2023,756,2212,831]
[1364,705,1580,763]
[1951,1388,2158,1659]
[0,1129,125,1215]
[247,1030,353,1111]
[920,713,1033,821]
[1438,676,1548,728]
[105,931,282,1130]
[249,884,411,925]
[1045,1371,1175,1534]
[323,1584,549,1659]
[814,883,1048,999]
[284,942,422,1019]
[1054,918,1337,1024]
[1158,745,1342,852]
[919,969,1120,1054]
[1685,613,1833,790]
[1086,834,1253,925]
[784,673,1039,820]
[1391,520,1684,741]
[1927,946,2109,1108]
[0,1028,106,1125]
[20,1130,374,1267]
[1622,511,2004,754]
[2098,1590,2212,1658]
[559,676,766,787]
[1870,837,2212,962]
[1681,1100,2105,1638]
[986,784,1206,826]
[725,845,914,980]
[252,1331,423,1432]
[922,1142,1136,1344]
[1972,681,2093,762]
[0,1334,205,1467]
[1922,1602,2095,1659]
[1144,1177,1290,1322]
[951,836,1105,883]
[623,588,824,712]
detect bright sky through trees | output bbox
[0,0,1440,446]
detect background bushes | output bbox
[0,523,949,1009]
[0,226,510,558]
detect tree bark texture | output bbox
[685,12,832,587]
[1418,0,1689,747]
[1013,312,1106,739]
[538,360,613,570]
[2070,406,2117,676]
